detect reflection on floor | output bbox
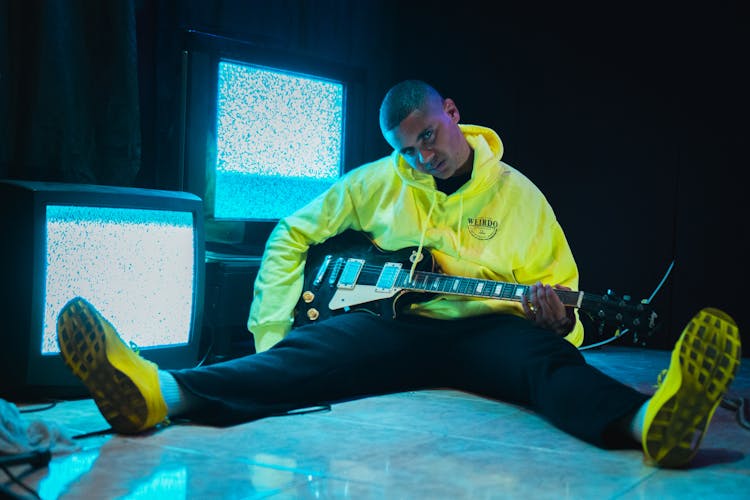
[3,346,749,499]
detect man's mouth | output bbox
[429,160,446,173]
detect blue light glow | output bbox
[214,61,344,220]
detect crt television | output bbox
[0,179,205,399]
[181,29,366,253]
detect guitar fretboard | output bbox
[395,269,583,307]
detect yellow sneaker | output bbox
[642,307,742,467]
[56,297,168,434]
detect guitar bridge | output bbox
[312,255,332,288]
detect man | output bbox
[57,80,741,468]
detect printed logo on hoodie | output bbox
[467,217,498,240]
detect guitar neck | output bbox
[395,268,583,308]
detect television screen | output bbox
[0,179,205,399]
[181,30,366,252]
[213,60,344,220]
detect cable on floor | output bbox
[0,450,50,500]
[721,396,750,431]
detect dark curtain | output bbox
[1,0,141,186]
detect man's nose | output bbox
[418,147,434,164]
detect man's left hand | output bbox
[522,282,575,336]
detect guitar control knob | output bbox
[307,308,320,321]
[302,291,315,303]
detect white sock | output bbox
[630,399,650,443]
[157,370,199,417]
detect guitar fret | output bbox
[500,284,516,300]
[414,273,427,290]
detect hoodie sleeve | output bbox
[246,178,361,352]
[537,219,584,346]
[512,201,584,347]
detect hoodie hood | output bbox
[391,124,505,197]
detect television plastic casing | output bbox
[0,179,205,400]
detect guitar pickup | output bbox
[375,262,402,292]
[336,258,366,289]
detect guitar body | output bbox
[294,230,435,327]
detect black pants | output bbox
[170,312,649,448]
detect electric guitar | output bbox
[293,230,658,335]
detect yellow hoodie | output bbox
[247,124,583,352]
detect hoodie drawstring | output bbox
[456,194,464,259]
[409,193,437,281]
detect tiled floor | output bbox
[3,346,749,499]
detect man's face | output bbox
[382,98,471,179]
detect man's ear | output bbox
[443,98,460,124]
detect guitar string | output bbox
[330,263,582,303]
[322,263,644,322]
[315,260,651,349]
[329,261,646,308]
[354,265,526,290]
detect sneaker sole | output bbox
[644,307,741,467]
[57,298,151,434]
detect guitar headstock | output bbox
[580,289,659,342]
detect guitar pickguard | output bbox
[329,285,400,310]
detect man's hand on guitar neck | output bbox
[522,282,575,336]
